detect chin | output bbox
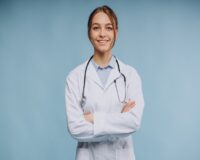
[97,49,111,54]
[95,46,112,54]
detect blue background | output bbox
[0,0,200,160]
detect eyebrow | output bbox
[92,23,113,26]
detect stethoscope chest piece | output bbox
[80,96,86,108]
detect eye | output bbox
[92,26,100,30]
[106,26,113,31]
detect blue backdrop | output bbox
[0,0,200,160]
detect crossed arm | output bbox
[66,68,144,142]
[84,100,136,123]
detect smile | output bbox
[97,40,109,44]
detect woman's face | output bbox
[89,12,117,54]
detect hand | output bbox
[121,100,136,113]
[84,112,94,123]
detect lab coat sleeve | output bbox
[93,68,144,137]
[65,72,109,142]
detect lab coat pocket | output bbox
[76,148,91,160]
[116,148,133,160]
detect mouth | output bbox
[97,40,109,45]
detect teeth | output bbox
[98,40,107,42]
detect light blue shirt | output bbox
[92,56,116,87]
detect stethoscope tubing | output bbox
[81,55,126,107]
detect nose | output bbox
[99,28,106,37]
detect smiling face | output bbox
[89,12,118,55]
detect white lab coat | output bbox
[65,58,144,160]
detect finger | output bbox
[122,101,135,112]
[127,106,134,112]
[84,112,91,115]
[124,106,133,112]
[126,101,135,108]
[124,104,133,111]
[129,101,136,106]
[131,102,136,107]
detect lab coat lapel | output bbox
[104,67,121,90]
[87,62,104,89]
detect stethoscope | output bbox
[80,55,127,108]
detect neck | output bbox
[93,51,112,67]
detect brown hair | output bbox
[87,5,118,47]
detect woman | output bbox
[65,5,144,160]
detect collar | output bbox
[87,56,122,90]
[91,56,116,70]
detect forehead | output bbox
[92,12,112,25]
